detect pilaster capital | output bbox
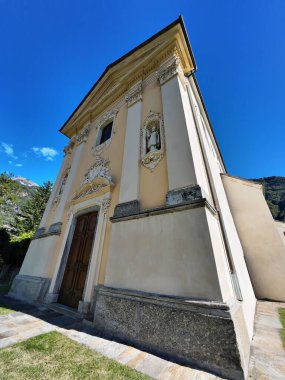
[157,58,182,85]
[125,82,143,107]
[76,125,90,146]
[63,137,76,156]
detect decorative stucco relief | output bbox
[73,184,108,201]
[157,58,183,85]
[72,156,114,201]
[125,82,143,107]
[63,137,76,156]
[76,125,90,145]
[92,108,119,155]
[140,111,165,172]
[101,198,111,215]
[53,166,71,206]
[83,156,112,184]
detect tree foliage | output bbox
[0,173,53,267]
[17,181,52,233]
[253,176,285,222]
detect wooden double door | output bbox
[58,211,98,309]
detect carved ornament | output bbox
[72,156,114,202]
[140,111,165,172]
[157,58,182,85]
[76,125,90,145]
[53,166,71,206]
[83,156,112,184]
[63,138,76,156]
[101,198,111,215]
[125,82,143,107]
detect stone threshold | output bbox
[44,303,82,320]
[110,198,216,223]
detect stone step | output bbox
[44,303,82,319]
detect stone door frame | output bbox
[46,193,110,315]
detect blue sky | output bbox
[0,0,284,185]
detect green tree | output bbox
[0,172,22,206]
[0,172,23,234]
[18,181,53,233]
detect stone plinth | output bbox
[93,286,244,380]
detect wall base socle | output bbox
[9,274,50,303]
[92,286,244,380]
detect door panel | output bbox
[58,211,98,308]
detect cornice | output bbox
[62,28,194,138]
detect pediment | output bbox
[72,177,114,204]
[60,17,195,137]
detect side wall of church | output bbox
[222,174,285,302]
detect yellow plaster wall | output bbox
[22,79,172,286]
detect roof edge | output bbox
[59,16,196,134]
[221,173,264,190]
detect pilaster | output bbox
[39,153,69,228]
[54,126,90,222]
[157,59,210,204]
[116,82,142,214]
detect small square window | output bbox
[100,122,113,144]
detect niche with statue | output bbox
[140,111,165,171]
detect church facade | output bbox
[9,17,285,380]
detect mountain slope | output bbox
[0,173,38,235]
[252,176,285,222]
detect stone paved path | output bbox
[0,295,221,379]
[1,297,285,379]
[248,301,285,379]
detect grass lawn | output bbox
[279,308,285,348]
[0,282,15,315]
[0,303,16,316]
[0,331,150,380]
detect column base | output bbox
[113,200,140,218]
[45,292,59,304]
[166,184,206,206]
[93,286,244,380]
[9,274,50,303]
[78,301,91,317]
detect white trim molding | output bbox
[47,192,111,307]
[92,108,119,155]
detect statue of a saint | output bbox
[146,126,160,153]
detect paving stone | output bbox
[92,341,128,359]
[0,337,18,348]
[1,295,284,380]
[248,301,285,380]
[0,329,19,338]
[114,346,143,365]
[124,350,148,368]
[134,354,173,378]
